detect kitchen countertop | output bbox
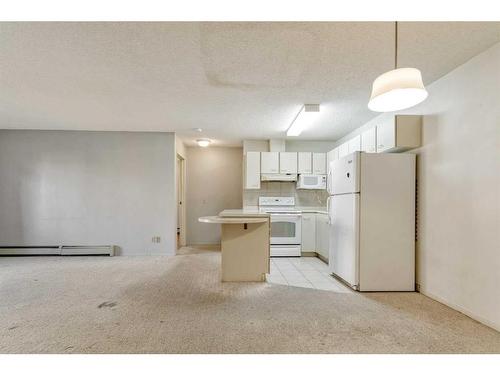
[219,208,269,217]
[219,206,328,217]
[199,216,269,224]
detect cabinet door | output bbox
[245,152,261,189]
[279,152,297,174]
[312,153,326,174]
[301,213,316,253]
[361,127,377,153]
[348,135,361,153]
[327,148,339,166]
[297,152,312,174]
[376,118,396,153]
[261,152,279,173]
[339,142,349,157]
[315,214,330,260]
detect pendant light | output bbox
[368,22,428,112]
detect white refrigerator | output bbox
[327,151,416,291]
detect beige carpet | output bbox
[1,247,499,354]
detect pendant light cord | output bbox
[394,21,398,69]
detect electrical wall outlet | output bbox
[152,236,161,243]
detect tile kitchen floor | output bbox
[267,257,352,293]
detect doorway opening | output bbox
[176,153,186,250]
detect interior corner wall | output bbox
[185,146,243,245]
[0,130,177,256]
[337,42,500,330]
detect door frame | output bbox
[176,153,186,248]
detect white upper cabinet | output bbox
[279,152,298,174]
[261,152,279,173]
[348,135,362,153]
[361,127,377,153]
[244,152,261,189]
[339,142,349,158]
[297,152,312,174]
[312,153,327,174]
[327,148,339,167]
[376,119,396,153]
[376,115,422,153]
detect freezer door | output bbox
[330,152,360,195]
[328,193,359,287]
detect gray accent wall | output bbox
[0,130,176,256]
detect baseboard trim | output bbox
[300,251,317,257]
[419,286,500,332]
[0,245,115,256]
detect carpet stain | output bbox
[8,325,18,330]
[97,301,117,309]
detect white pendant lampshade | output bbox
[368,22,428,112]
[368,67,428,112]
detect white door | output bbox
[279,152,298,173]
[330,152,360,195]
[329,194,359,287]
[312,153,326,174]
[261,152,279,173]
[361,128,377,153]
[245,152,261,189]
[297,152,312,174]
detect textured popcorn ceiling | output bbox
[0,22,499,146]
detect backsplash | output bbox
[243,181,328,207]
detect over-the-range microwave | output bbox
[296,174,327,190]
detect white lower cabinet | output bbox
[300,212,329,261]
[301,213,316,253]
[315,213,330,262]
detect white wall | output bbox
[335,42,500,330]
[0,130,177,256]
[186,146,243,245]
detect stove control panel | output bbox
[258,196,295,207]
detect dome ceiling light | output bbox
[368,22,428,112]
[196,139,211,147]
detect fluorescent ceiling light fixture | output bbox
[196,139,211,147]
[368,22,428,112]
[286,104,320,137]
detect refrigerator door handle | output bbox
[326,196,331,224]
[327,169,332,194]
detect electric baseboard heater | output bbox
[0,245,115,256]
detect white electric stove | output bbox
[258,197,301,257]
